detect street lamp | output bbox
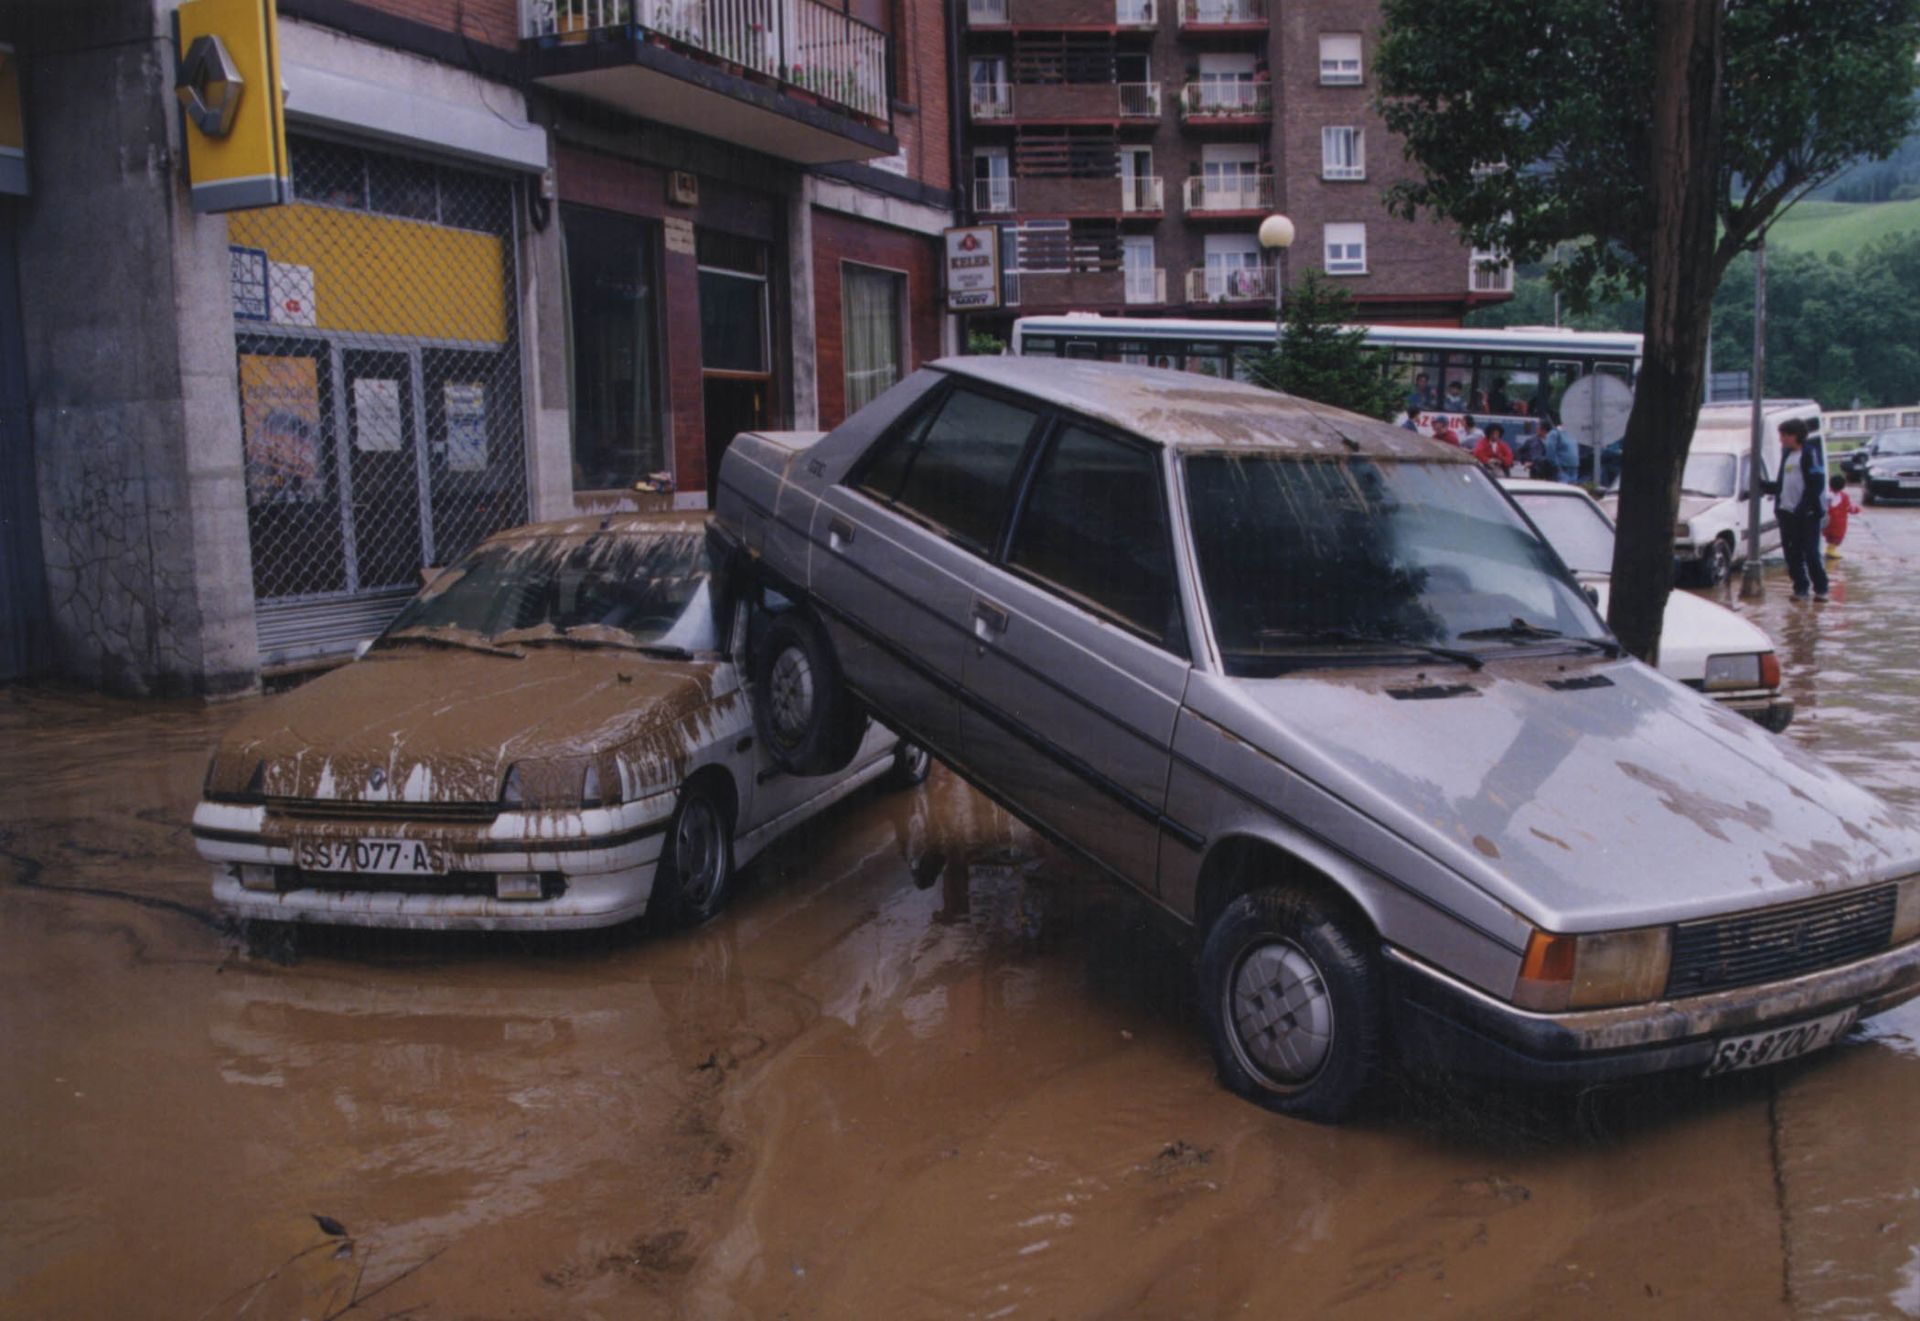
[1258,213,1295,339]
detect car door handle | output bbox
[828,517,855,551]
[972,599,1008,641]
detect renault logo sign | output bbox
[176,33,244,138]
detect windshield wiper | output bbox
[1255,628,1485,670]
[1458,617,1622,656]
[377,629,524,659]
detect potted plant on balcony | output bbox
[557,0,593,42]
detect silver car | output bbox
[715,357,1920,1122]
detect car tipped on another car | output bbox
[192,513,928,934]
[715,356,1920,1123]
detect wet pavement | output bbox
[4,509,1920,1320]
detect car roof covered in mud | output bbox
[475,510,712,549]
[932,356,1471,462]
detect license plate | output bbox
[294,838,446,875]
[1899,479,1920,489]
[1702,1008,1856,1077]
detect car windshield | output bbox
[381,526,721,654]
[1680,452,1738,497]
[1876,432,1920,456]
[1512,489,1615,576]
[1185,455,1609,673]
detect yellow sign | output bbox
[175,0,288,213]
[0,43,25,196]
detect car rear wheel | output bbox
[752,607,867,776]
[883,741,933,791]
[651,780,735,929]
[1199,887,1384,1123]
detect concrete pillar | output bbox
[788,175,819,431]
[19,0,259,696]
[523,194,575,521]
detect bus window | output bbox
[1066,341,1099,360]
[1543,360,1585,419]
[1025,336,1059,357]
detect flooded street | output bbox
[4,510,1920,1320]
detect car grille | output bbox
[272,867,565,899]
[264,797,500,824]
[1666,884,1897,996]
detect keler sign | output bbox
[945,226,1001,312]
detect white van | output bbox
[1606,400,1821,586]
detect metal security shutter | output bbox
[229,135,529,666]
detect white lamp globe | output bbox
[1258,214,1296,250]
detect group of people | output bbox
[1403,407,1581,482]
[1404,372,1535,419]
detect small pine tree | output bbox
[1244,271,1403,420]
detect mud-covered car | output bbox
[1503,479,1792,732]
[192,514,928,932]
[714,357,1920,1122]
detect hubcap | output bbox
[768,646,815,745]
[1228,940,1333,1084]
[675,797,725,908]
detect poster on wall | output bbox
[944,225,1001,312]
[444,383,488,472]
[269,260,317,326]
[352,378,404,452]
[238,354,323,504]
[230,246,270,321]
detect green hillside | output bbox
[1763,198,1920,255]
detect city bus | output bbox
[1010,315,1643,472]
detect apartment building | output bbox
[1,0,955,692]
[958,0,1510,327]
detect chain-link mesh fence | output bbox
[229,136,528,613]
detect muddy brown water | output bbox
[5,511,1920,1320]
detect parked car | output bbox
[192,513,928,933]
[715,357,1920,1122]
[1503,479,1792,731]
[1608,400,1818,586]
[1861,429,1920,504]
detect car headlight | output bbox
[500,763,525,808]
[1513,926,1672,1010]
[1895,876,1920,945]
[1676,520,1693,541]
[1703,653,1763,691]
[498,760,622,809]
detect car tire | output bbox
[882,740,933,791]
[1199,887,1384,1124]
[752,606,867,776]
[1863,485,1877,507]
[1702,537,1733,586]
[650,779,735,929]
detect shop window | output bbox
[843,264,905,416]
[563,205,667,491]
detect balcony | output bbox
[1178,0,1265,28]
[971,175,1164,217]
[1003,269,1129,309]
[970,81,1161,123]
[1179,81,1270,123]
[967,0,1157,28]
[1182,173,1274,216]
[1186,265,1273,305]
[1125,267,1167,305]
[522,0,895,164]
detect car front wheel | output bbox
[651,780,735,929]
[1199,887,1384,1123]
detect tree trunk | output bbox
[1606,0,1724,663]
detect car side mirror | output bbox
[1583,586,1601,608]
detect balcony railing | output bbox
[1125,267,1166,305]
[1180,81,1270,120]
[1182,174,1274,213]
[974,176,1164,215]
[1178,0,1264,25]
[1186,265,1273,304]
[523,0,889,120]
[969,0,1154,25]
[970,81,1161,122]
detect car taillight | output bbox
[1760,652,1781,690]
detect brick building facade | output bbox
[959,0,1509,329]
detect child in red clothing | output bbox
[1825,473,1859,559]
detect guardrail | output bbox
[1182,173,1274,213]
[1186,266,1272,303]
[1179,0,1264,24]
[1125,267,1166,305]
[1180,81,1270,118]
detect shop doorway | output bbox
[704,376,769,500]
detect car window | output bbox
[1006,424,1184,651]
[855,384,1040,553]
[1514,490,1614,575]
